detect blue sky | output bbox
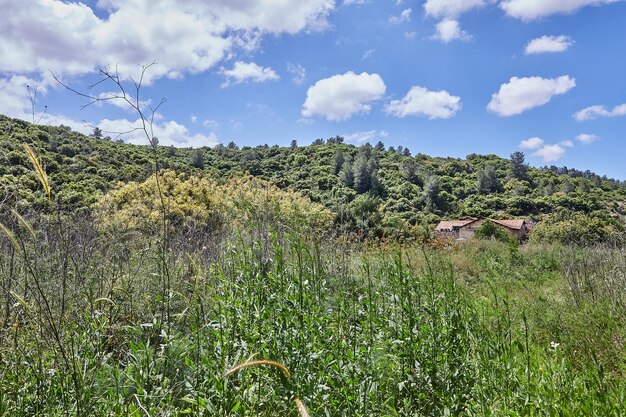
[1,0,625,178]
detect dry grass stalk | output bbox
[22,143,50,199]
[12,209,36,239]
[294,398,310,417]
[224,359,291,379]
[0,222,21,252]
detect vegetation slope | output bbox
[1,114,625,242]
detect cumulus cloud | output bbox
[97,117,220,148]
[573,103,626,121]
[388,8,412,24]
[344,130,389,144]
[0,75,45,121]
[525,35,574,54]
[576,133,600,144]
[560,139,574,147]
[301,72,386,121]
[0,75,218,148]
[220,61,279,87]
[501,0,619,21]
[424,0,486,18]
[385,85,461,119]
[487,75,576,116]
[423,1,483,45]
[533,144,566,162]
[0,0,334,80]
[432,18,471,43]
[519,137,545,150]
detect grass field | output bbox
[0,213,624,416]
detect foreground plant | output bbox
[224,359,311,417]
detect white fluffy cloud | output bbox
[432,18,471,43]
[525,35,574,54]
[487,76,576,116]
[573,103,626,121]
[0,0,334,80]
[501,0,619,21]
[576,133,600,144]
[520,136,571,162]
[220,61,279,87]
[301,72,386,121]
[97,117,220,148]
[519,137,545,150]
[344,130,389,144]
[0,74,219,148]
[533,144,566,162]
[424,0,485,18]
[424,1,483,46]
[385,86,461,119]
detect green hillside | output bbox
[1,114,625,240]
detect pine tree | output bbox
[333,150,345,175]
[509,151,529,181]
[191,149,204,168]
[477,165,501,194]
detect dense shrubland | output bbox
[1,114,624,244]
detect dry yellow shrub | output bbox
[95,170,332,236]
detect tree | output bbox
[191,149,204,168]
[561,179,573,194]
[423,176,442,213]
[374,141,385,151]
[352,153,371,193]
[333,150,345,175]
[91,126,103,139]
[339,160,354,188]
[227,141,238,150]
[290,139,298,148]
[402,160,422,186]
[166,145,176,157]
[509,151,529,181]
[477,165,501,194]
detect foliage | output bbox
[509,151,529,181]
[95,170,333,237]
[0,114,625,240]
[0,216,625,415]
[529,210,625,245]
[474,220,518,244]
[476,164,501,194]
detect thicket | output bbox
[1,114,624,243]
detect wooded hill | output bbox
[1,114,625,241]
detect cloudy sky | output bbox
[1,0,625,178]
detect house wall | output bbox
[434,230,459,239]
[458,219,484,239]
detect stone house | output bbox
[434,217,530,240]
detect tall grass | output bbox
[0,216,624,415]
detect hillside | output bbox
[1,114,625,239]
